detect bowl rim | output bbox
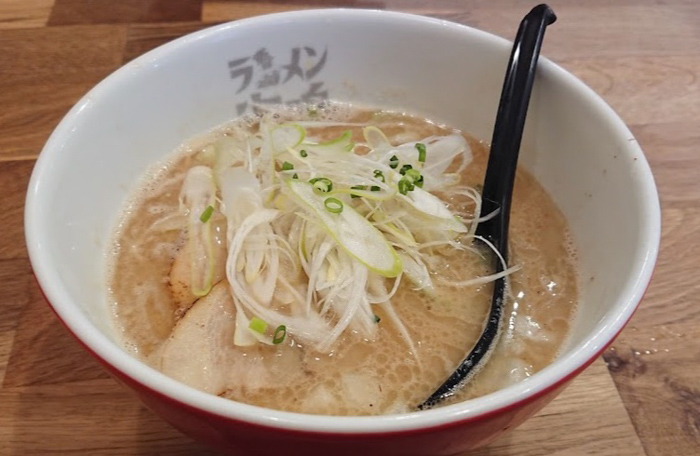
[24,8,661,434]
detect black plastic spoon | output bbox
[418,4,557,410]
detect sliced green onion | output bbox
[374,314,381,324]
[199,205,214,223]
[273,325,287,344]
[324,197,343,213]
[350,185,367,198]
[286,179,403,277]
[271,124,306,152]
[248,317,268,334]
[282,161,294,171]
[399,164,413,175]
[373,170,385,183]
[317,130,354,152]
[293,173,299,179]
[389,155,399,169]
[398,178,414,195]
[370,185,381,192]
[300,149,308,158]
[310,177,333,194]
[415,143,427,162]
[405,168,421,183]
[415,175,424,188]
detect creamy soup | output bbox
[109,103,578,415]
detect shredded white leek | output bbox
[179,166,217,297]
[175,111,517,355]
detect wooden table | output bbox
[1,1,697,455]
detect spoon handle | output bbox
[477,3,557,252]
[418,4,556,409]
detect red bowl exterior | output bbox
[37,276,639,456]
[99,345,577,456]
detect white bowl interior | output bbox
[26,9,659,432]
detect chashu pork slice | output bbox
[156,281,235,395]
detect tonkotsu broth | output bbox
[109,104,578,415]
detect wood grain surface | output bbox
[2,1,698,455]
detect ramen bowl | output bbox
[25,9,659,456]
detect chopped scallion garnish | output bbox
[300,149,308,158]
[404,168,424,189]
[293,173,299,179]
[282,161,294,171]
[398,178,414,195]
[399,164,413,175]
[373,170,385,183]
[273,325,287,344]
[199,205,214,223]
[389,155,399,169]
[249,317,268,334]
[350,185,367,198]
[415,143,427,162]
[405,168,421,183]
[324,197,343,213]
[370,185,381,192]
[309,177,333,194]
[374,314,381,324]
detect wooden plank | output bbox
[0,258,34,385]
[203,1,700,60]
[3,278,111,388]
[0,379,217,455]
[0,0,53,30]
[48,0,203,25]
[616,207,700,328]
[560,57,700,127]
[604,320,700,455]
[124,22,212,63]
[0,160,34,260]
[202,1,377,22]
[633,122,700,207]
[0,25,126,160]
[436,1,700,60]
[470,359,645,456]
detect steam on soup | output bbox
[109,102,578,415]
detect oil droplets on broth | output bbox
[108,102,578,415]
